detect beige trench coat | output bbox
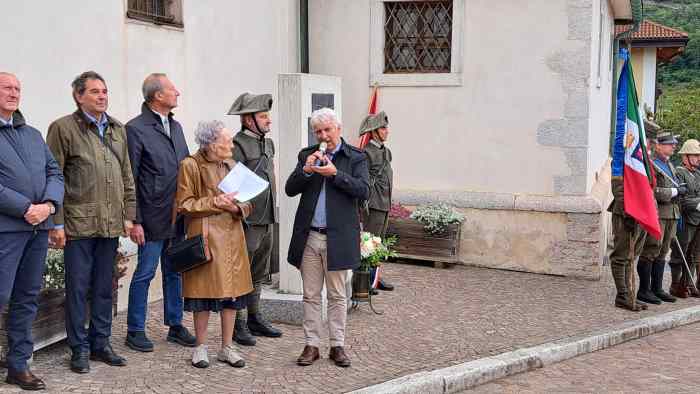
[175,150,253,299]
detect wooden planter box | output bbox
[0,286,119,364]
[386,217,462,266]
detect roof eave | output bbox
[626,38,690,48]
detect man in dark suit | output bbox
[0,72,64,390]
[124,73,195,352]
[285,107,369,368]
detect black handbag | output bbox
[166,216,211,273]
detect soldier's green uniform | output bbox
[639,131,681,304]
[670,139,700,298]
[359,112,392,236]
[359,111,394,291]
[608,176,648,311]
[227,92,282,345]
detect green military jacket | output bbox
[608,177,627,216]
[364,139,393,212]
[675,164,700,226]
[46,110,137,239]
[232,129,276,225]
[651,156,681,220]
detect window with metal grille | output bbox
[384,1,453,74]
[127,0,183,28]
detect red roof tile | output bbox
[615,20,689,41]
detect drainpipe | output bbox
[300,0,309,73]
[609,0,643,154]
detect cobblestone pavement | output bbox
[2,262,699,393]
[472,322,700,393]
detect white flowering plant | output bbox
[42,247,129,291]
[359,232,397,272]
[44,249,65,290]
[410,203,465,235]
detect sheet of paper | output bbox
[217,162,269,202]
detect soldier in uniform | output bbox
[609,177,648,311]
[669,139,700,298]
[607,119,660,311]
[638,130,685,305]
[359,111,394,291]
[227,93,282,346]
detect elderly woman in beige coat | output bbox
[175,120,253,368]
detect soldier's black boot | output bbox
[233,316,257,346]
[248,313,282,338]
[637,258,662,304]
[651,259,676,302]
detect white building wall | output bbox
[641,47,658,114]
[587,0,616,193]
[309,0,594,196]
[2,0,299,147]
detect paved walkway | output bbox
[2,262,699,393]
[472,322,700,393]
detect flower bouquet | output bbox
[352,232,397,302]
[359,231,396,272]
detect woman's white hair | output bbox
[310,107,341,129]
[194,120,226,148]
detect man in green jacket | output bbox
[228,92,282,346]
[670,139,700,298]
[47,71,137,374]
[359,111,394,291]
[638,131,683,305]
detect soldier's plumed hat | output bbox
[358,111,389,136]
[643,118,661,142]
[227,93,273,115]
[656,131,679,145]
[679,139,700,155]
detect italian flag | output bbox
[611,48,661,240]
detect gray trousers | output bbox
[245,224,273,286]
[361,208,389,238]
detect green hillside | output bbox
[644,0,700,139]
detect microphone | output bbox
[315,142,328,166]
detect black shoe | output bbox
[233,318,257,346]
[70,351,90,374]
[637,290,662,305]
[90,344,127,367]
[167,325,196,347]
[125,331,154,352]
[370,288,379,296]
[248,314,282,338]
[654,290,677,303]
[377,280,394,291]
[5,369,46,390]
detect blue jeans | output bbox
[0,231,48,373]
[126,239,183,332]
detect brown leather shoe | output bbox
[296,345,319,366]
[5,369,46,391]
[670,283,689,298]
[329,346,351,367]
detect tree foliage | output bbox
[644,0,700,87]
[643,1,700,146]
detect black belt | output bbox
[310,226,327,234]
